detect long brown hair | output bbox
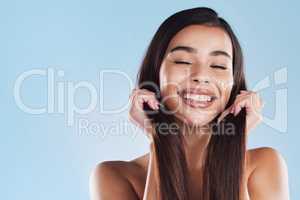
[137,7,247,200]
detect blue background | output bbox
[1,0,299,199]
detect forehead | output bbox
[166,25,233,56]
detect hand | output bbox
[217,90,264,134]
[128,88,160,141]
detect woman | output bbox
[89,7,289,200]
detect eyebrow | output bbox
[170,46,197,53]
[169,45,232,59]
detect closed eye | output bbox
[174,61,192,65]
[211,65,227,70]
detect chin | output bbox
[175,112,217,128]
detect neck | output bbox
[179,121,212,171]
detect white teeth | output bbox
[183,93,212,102]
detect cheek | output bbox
[207,71,233,112]
[159,65,188,112]
[220,86,232,110]
[217,77,234,111]
[159,64,188,95]
[214,70,233,84]
[160,64,188,85]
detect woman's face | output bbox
[159,25,234,127]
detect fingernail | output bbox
[151,102,157,110]
[234,109,239,116]
[230,107,234,113]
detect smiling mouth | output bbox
[178,89,218,109]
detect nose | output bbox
[192,77,210,84]
[190,66,211,85]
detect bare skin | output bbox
[89,25,289,200]
[90,147,289,200]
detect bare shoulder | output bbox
[89,160,138,200]
[89,154,149,200]
[246,147,289,200]
[246,147,287,168]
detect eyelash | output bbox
[174,61,191,65]
[211,65,227,70]
[174,61,227,70]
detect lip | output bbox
[179,87,217,99]
[182,97,216,108]
[179,87,218,109]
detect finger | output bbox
[233,98,250,116]
[130,88,155,98]
[131,89,157,104]
[217,90,255,123]
[140,91,160,109]
[217,105,234,124]
[235,93,251,104]
[139,95,155,110]
[235,92,264,116]
[234,104,242,116]
[138,90,158,102]
[150,99,159,110]
[255,92,264,110]
[230,105,235,114]
[137,94,159,111]
[129,88,140,101]
[236,91,249,98]
[139,89,158,97]
[252,94,264,114]
[240,90,249,94]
